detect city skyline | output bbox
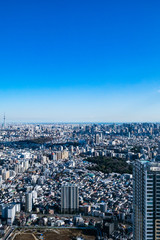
[1,1,160,122]
[0,121,156,239]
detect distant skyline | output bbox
[1,1,160,122]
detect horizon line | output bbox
[3,121,160,125]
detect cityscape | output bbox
[0,119,160,239]
[1,0,160,240]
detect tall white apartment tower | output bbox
[25,192,32,212]
[133,159,160,240]
[61,184,79,214]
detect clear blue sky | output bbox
[0,0,160,122]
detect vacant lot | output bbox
[13,229,96,240]
[14,233,35,240]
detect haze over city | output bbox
[1,1,160,122]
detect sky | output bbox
[0,0,160,123]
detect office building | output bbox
[61,184,79,214]
[133,159,160,240]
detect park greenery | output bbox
[86,156,132,174]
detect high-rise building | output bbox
[158,141,160,154]
[95,134,100,144]
[0,203,20,225]
[61,184,79,214]
[2,113,5,129]
[25,192,32,212]
[2,169,10,181]
[7,204,16,225]
[0,175,2,186]
[133,159,160,240]
[32,190,37,203]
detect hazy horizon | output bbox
[3,120,160,125]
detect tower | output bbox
[25,192,32,212]
[61,184,79,214]
[133,159,160,240]
[2,113,5,129]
